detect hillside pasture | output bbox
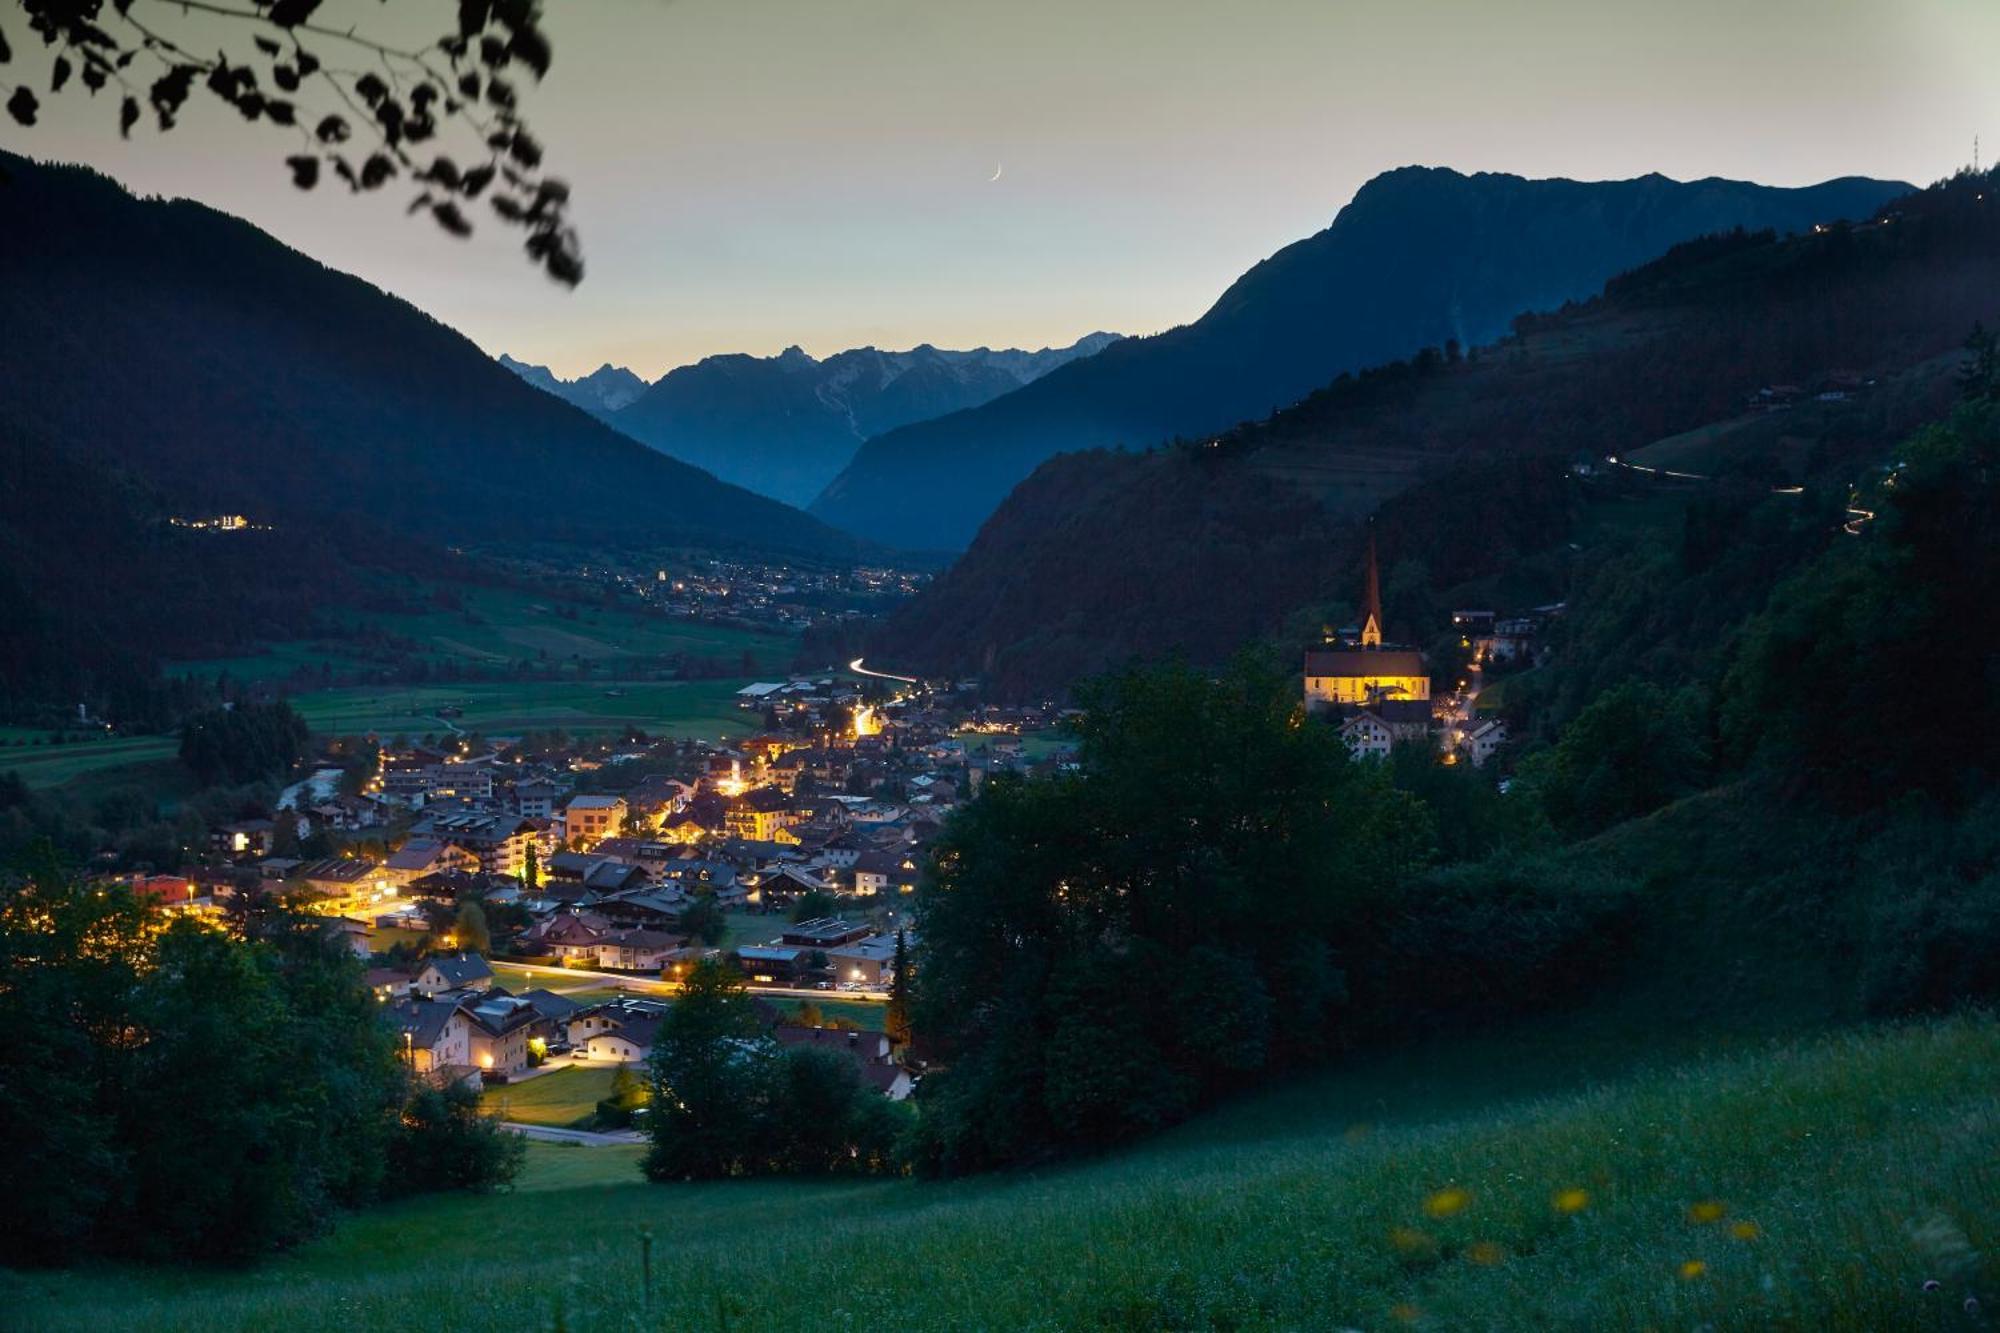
[7,1016,1994,1331]
[288,679,758,741]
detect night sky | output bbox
[12,0,1997,376]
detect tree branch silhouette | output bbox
[1,0,584,284]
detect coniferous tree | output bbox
[885,929,913,1048]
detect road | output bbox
[500,1121,645,1147]
[497,958,890,1004]
[849,656,920,686]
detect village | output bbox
[112,549,1544,1141]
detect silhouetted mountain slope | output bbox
[812,168,1908,550]
[496,355,647,414]
[0,153,859,562]
[599,334,1120,507]
[873,174,2000,698]
[0,152,866,719]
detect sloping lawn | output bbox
[7,1015,1996,1331]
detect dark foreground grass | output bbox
[7,1016,1996,1331]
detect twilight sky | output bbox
[13,0,1999,377]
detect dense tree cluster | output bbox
[643,961,906,1180]
[0,861,520,1266]
[178,699,309,785]
[902,656,1598,1172]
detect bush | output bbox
[389,1079,526,1195]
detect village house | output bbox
[521,910,614,964]
[564,795,627,847]
[724,786,800,842]
[593,928,688,972]
[462,994,538,1074]
[381,837,474,888]
[1338,699,1435,760]
[393,998,472,1075]
[568,997,672,1063]
[213,818,276,857]
[412,951,495,999]
[414,811,542,879]
[514,779,565,819]
[1462,718,1510,767]
[824,932,902,987]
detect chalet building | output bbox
[213,818,275,857]
[1463,718,1510,767]
[412,952,495,999]
[1305,531,1431,711]
[1338,700,1436,760]
[824,932,903,986]
[514,780,565,819]
[414,811,541,878]
[568,997,672,1064]
[564,795,627,847]
[393,999,472,1074]
[724,786,798,842]
[381,838,474,887]
[463,994,538,1074]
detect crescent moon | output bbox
[990,163,1003,182]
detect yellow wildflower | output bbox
[1423,1187,1470,1218]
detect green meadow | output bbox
[8,1015,1994,1331]
[287,678,759,741]
[169,582,797,683]
[480,1066,620,1129]
[0,735,182,791]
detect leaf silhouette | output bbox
[285,154,319,189]
[7,86,37,127]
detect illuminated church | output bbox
[1303,530,1430,711]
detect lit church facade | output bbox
[1302,532,1431,712]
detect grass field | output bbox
[169,583,796,683]
[289,679,759,741]
[8,1014,1995,1331]
[0,736,181,791]
[769,998,887,1031]
[480,1066,619,1129]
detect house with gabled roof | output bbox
[392,998,472,1074]
[412,951,494,998]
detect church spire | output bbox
[1360,525,1383,648]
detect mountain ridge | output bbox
[809,166,1911,550]
[868,171,1999,698]
[532,332,1122,507]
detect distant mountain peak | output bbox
[599,330,1125,508]
[496,355,648,414]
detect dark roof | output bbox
[736,786,791,813]
[516,989,583,1020]
[422,952,493,986]
[1304,649,1427,677]
[393,998,464,1049]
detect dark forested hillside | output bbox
[0,153,863,720]
[0,154,857,560]
[811,168,1908,550]
[876,173,2000,699]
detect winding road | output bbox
[849,657,920,685]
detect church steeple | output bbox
[1360,526,1383,648]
